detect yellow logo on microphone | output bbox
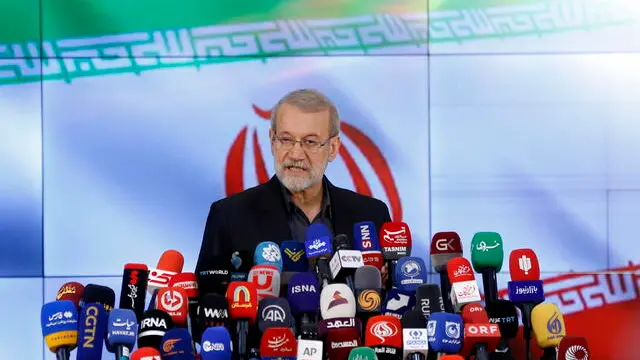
[284,249,304,262]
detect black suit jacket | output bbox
[195,176,391,273]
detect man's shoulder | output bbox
[330,183,388,209]
[210,181,273,211]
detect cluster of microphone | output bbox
[40,221,591,360]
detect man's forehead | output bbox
[277,104,331,135]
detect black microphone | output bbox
[329,234,363,293]
[402,308,429,360]
[196,254,231,296]
[118,263,149,321]
[486,299,519,358]
[354,265,382,324]
[415,284,444,360]
[196,293,230,342]
[137,309,174,350]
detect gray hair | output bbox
[270,89,340,136]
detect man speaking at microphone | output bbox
[196,89,392,275]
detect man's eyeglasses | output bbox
[273,135,335,153]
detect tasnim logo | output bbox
[224,103,403,221]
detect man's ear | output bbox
[269,128,276,156]
[328,136,340,162]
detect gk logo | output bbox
[435,238,455,251]
[284,249,304,262]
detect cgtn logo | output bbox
[224,103,402,222]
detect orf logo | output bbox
[224,104,402,221]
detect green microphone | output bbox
[348,346,378,360]
[470,232,504,306]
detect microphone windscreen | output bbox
[364,315,402,348]
[558,336,590,360]
[426,312,463,354]
[280,240,309,272]
[131,347,161,360]
[320,283,356,319]
[348,347,378,360]
[119,263,149,319]
[353,221,381,251]
[470,232,504,272]
[532,302,566,348]
[305,223,333,259]
[157,249,185,272]
[287,272,320,314]
[382,288,416,319]
[197,293,229,330]
[446,257,475,283]
[509,248,541,281]
[225,281,258,321]
[229,250,253,281]
[354,265,382,289]
[76,303,107,360]
[138,309,174,350]
[200,326,233,360]
[81,284,115,311]
[168,272,199,299]
[41,300,79,352]
[247,264,280,300]
[56,282,84,308]
[461,302,489,323]
[326,327,361,359]
[254,241,283,271]
[260,327,297,357]
[160,328,196,359]
[197,255,231,295]
[379,221,412,259]
[415,284,444,318]
[394,256,428,292]
[156,287,189,326]
[486,299,519,339]
[430,231,463,272]
[440,356,464,360]
[333,233,351,250]
[401,308,426,328]
[106,308,138,350]
[257,297,293,332]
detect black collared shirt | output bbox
[280,180,333,243]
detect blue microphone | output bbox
[200,326,233,360]
[427,312,463,354]
[254,241,283,271]
[160,328,196,359]
[352,221,381,251]
[288,272,321,339]
[106,308,138,360]
[305,224,333,288]
[41,300,79,360]
[394,257,428,292]
[382,288,416,319]
[280,240,309,272]
[76,303,108,360]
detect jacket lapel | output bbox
[255,176,292,242]
[326,177,353,238]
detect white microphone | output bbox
[297,339,323,360]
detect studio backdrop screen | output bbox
[0,0,639,359]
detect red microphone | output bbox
[226,281,258,359]
[461,302,489,323]
[56,282,84,309]
[446,257,481,311]
[508,248,545,360]
[155,286,189,326]
[557,336,589,360]
[430,231,463,313]
[325,327,361,360]
[364,315,403,358]
[380,221,413,289]
[260,327,297,358]
[148,250,185,294]
[461,306,501,360]
[130,347,161,359]
[168,272,199,343]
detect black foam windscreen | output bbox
[415,284,444,319]
[401,308,427,329]
[197,293,230,331]
[257,297,293,333]
[138,309,174,350]
[197,255,231,295]
[355,265,382,289]
[486,299,519,339]
[81,284,116,311]
[333,234,351,251]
